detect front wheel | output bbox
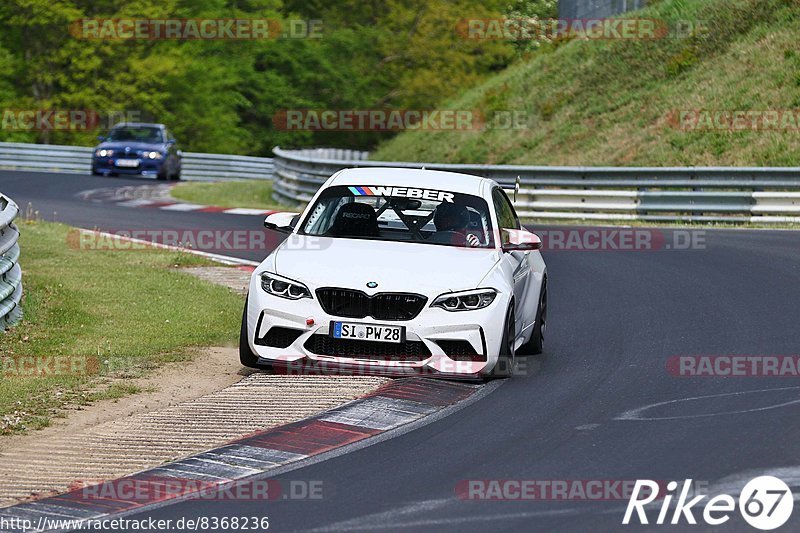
[519,280,547,356]
[239,298,269,369]
[487,303,516,379]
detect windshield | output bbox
[107,126,163,143]
[300,184,495,248]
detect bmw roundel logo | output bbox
[366,281,378,288]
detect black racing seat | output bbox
[326,202,380,237]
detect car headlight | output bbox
[95,149,114,157]
[145,151,164,159]
[260,272,311,300]
[431,289,497,311]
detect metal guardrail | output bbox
[271,147,369,203]
[0,193,22,331]
[1,140,798,223]
[272,147,800,223]
[181,152,274,181]
[0,142,274,181]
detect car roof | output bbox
[329,167,494,196]
[110,122,166,129]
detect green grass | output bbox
[0,221,243,434]
[373,0,800,166]
[171,180,300,211]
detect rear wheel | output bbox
[487,303,516,379]
[239,298,269,369]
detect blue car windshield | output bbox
[107,127,163,143]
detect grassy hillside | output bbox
[373,0,800,166]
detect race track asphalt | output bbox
[2,170,799,532]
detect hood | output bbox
[270,235,501,296]
[95,140,166,152]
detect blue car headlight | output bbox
[431,289,497,311]
[145,151,164,160]
[260,272,311,300]
[94,149,114,157]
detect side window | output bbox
[492,188,520,230]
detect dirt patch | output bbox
[0,347,248,453]
[0,346,388,505]
[181,266,253,295]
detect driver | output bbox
[434,202,469,233]
[431,203,481,246]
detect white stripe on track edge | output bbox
[57,380,504,531]
[76,229,259,267]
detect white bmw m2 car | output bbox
[240,167,547,379]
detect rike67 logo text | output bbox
[624,477,793,530]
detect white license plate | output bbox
[115,158,140,168]
[331,321,404,343]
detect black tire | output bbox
[239,298,265,369]
[171,167,181,181]
[487,303,516,379]
[91,168,102,176]
[156,166,168,181]
[519,280,547,356]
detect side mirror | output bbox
[167,138,176,145]
[501,228,542,252]
[97,135,105,142]
[264,212,300,233]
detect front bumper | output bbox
[92,156,165,176]
[246,275,509,378]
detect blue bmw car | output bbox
[92,122,182,180]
